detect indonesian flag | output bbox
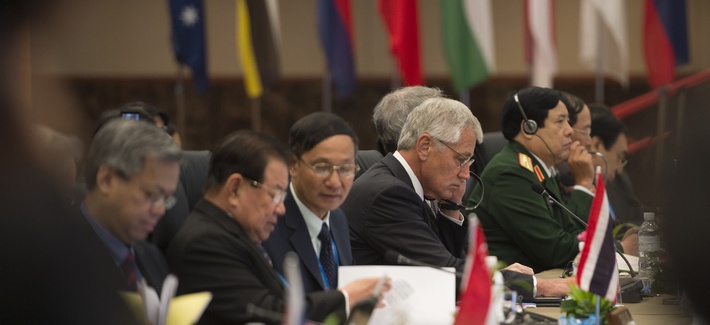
[454,217,492,325]
[576,172,620,301]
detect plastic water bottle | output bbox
[637,212,660,294]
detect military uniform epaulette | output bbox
[518,153,545,182]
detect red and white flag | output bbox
[576,172,620,301]
[524,0,557,88]
[454,217,492,325]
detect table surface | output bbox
[530,269,692,324]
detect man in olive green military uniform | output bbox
[468,87,596,273]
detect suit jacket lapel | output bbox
[330,210,352,266]
[196,200,284,291]
[383,153,438,229]
[283,189,326,289]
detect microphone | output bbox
[530,183,588,227]
[529,183,637,277]
[384,250,463,278]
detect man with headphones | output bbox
[467,87,595,273]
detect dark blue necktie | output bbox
[121,250,137,291]
[318,223,337,289]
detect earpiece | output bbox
[514,93,538,135]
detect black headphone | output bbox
[514,93,538,135]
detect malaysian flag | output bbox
[576,171,620,301]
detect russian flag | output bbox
[318,0,356,97]
[643,0,689,89]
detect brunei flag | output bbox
[236,0,281,98]
[643,0,689,89]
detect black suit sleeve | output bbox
[363,184,466,271]
[500,270,535,302]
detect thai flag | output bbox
[576,172,619,301]
[643,0,689,89]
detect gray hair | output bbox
[397,98,483,151]
[373,86,444,153]
[84,119,182,190]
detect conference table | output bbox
[528,269,692,324]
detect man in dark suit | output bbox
[343,97,478,272]
[81,119,182,293]
[167,130,385,325]
[263,112,356,294]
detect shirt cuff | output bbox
[341,289,350,317]
[440,211,465,226]
[573,185,594,196]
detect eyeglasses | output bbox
[245,177,287,204]
[433,138,475,168]
[573,127,592,137]
[139,186,177,209]
[300,159,360,179]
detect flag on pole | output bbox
[318,0,356,97]
[454,217,491,325]
[377,0,423,86]
[643,0,689,89]
[236,0,281,98]
[169,0,209,92]
[524,0,557,88]
[440,0,495,93]
[576,171,620,302]
[579,0,629,87]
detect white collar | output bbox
[393,151,424,201]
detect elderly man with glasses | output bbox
[263,112,361,295]
[167,129,385,325]
[80,119,182,294]
[343,97,479,275]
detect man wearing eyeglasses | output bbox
[263,112,359,295]
[343,97,477,273]
[80,119,182,293]
[167,130,385,324]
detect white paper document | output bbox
[617,253,638,273]
[339,265,456,325]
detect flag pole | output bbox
[322,69,332,112]
[594,9,605,104]
[595,295,601,325]
[251,97,261,132]
[390,61,401,91]
[175,65,187,145]
[458,90,470,108]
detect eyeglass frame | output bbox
[573,127,592,137]
[138,185,177,210]
[432,137,475,168]
[299,158,360,179]
[114,167,177,210]
[244,177,287,204]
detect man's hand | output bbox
[341,277,392,309]
[536,277,575,297]
[620,227,639,256]
[568,141,595,192]
[503,263,534,275]
[439,179,467,220]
